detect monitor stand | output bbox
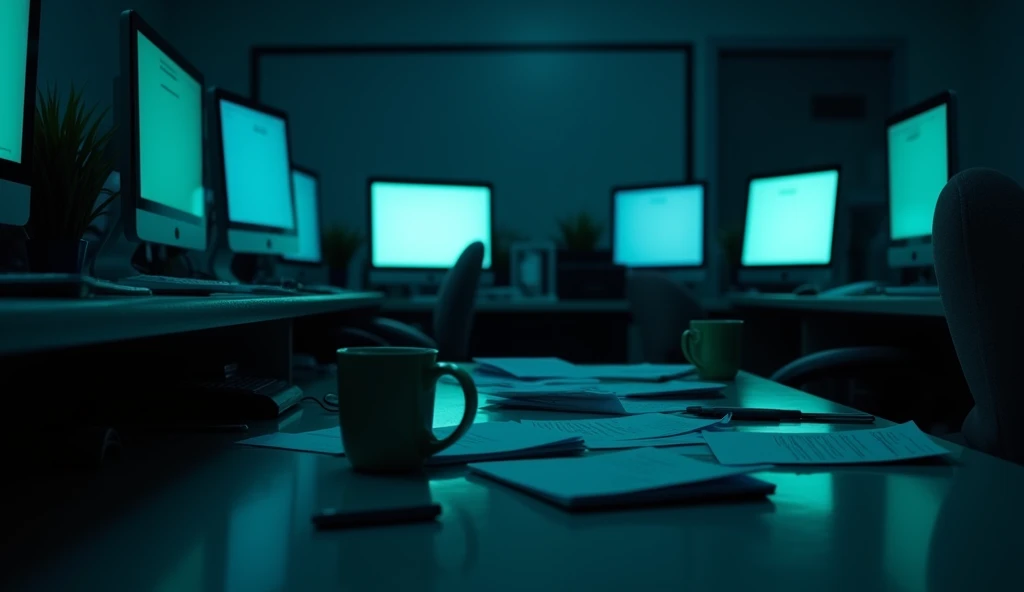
[91,198,142,280]
[211,245,240,283]
[0,179,31,226]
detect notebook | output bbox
[468,447,775,511]
[238,421,586,465]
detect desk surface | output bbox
[7,372,1020,591]
[729,292,946,317]
[0,291,383,355]
[383,297,732,314]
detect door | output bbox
[717,50,892,283]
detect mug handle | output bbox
[682,329,705,371]
[424,362,479,456]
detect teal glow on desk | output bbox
[7,372,1020,591]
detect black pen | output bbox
[312,503,442,530]
[686,406,875,423]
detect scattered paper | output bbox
[474,357,581,379]
[520,413,721,441]
[486,395,701,415]
[574,364,696,382]
[584,433,705,450]
[237,421,585,465]
[703,421,951,465]
[468,447,773,508]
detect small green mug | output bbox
[336,347,478,473]
[682,319,744,381]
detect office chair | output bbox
[626,272,707,363]
[338,241,485,361]
[934,168,1024,464]
[771,346,920,388]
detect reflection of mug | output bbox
[336,347,478,473]
[681,320,743,381]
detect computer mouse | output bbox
[793,284,820,296]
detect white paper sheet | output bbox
[703,421,951,465]
[584,433,706,450]
[520,414,719,441]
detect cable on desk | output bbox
[302,392,338,412]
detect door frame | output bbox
[703,38,907,292]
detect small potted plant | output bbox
[27,85,118,273]
[556,212,604,252]
[322,224,363,287]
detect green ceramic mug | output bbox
[336,347,478,473]
[682,319,744,381]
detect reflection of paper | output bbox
[585,432,705,450]
[239,431,342,455]
[703,421,951,465]
[520,414,717,441]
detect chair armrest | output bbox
[367,317,438,349]
[770,346,919,388]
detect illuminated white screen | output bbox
[218,98,295,230]
[613,184,704,267]
[0,0,30,165]
[888,103,949,241]
[741,169,839,267]
[283,169,322,263]
[370,181,492,269]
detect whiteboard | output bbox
[259,50,688,243]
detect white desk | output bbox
[8,372,1021,591]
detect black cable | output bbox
[301,394,338,412]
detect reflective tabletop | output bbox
[7,373,1023,592]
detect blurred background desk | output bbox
[379,296,733,362]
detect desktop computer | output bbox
[110,10,293,296]
[368,178,493,290]
[611,181,706,282]
[208,87,299,261]
[0,0,40,226]
[737,166,840,289]
[276,165,345,293]
[881,91,957,296]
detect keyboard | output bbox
[118,275,299,296]
[0,273,152,297]
[171,377,304,419]
[881,285,940,297]
[298,283,348,294]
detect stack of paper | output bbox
[237,421,586,465]
[518,413,725,450]
[483,382,724,415]
[703,421,952,465]
[473,357,696,382]
[468,447,775,510]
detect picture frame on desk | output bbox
[510,241,557,300]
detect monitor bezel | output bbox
[366,177,495,273]
[0,0,40,187]
[609,180,708,271]
[884,90,958,246]
[207,86,300,254]
[119,9,208,250]
[739,164,842,271]
[280,164,324,267]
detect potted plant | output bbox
[719,226,743,288]
[555,212,603,252]
[492,228,527,285]
[322,224,363,287]
[27,85,118,273]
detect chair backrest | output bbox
[626,272,708,363]
[433,241,485,361]
[934,167,1024,463]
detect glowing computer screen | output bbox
[136,29,204,218]
[370,180,492,269]
[283,168,322,264]
[741,168,839,267]
[613,183,704,267]
[0,0,31,167]
[218,98,295,230]
[887,103,949,241]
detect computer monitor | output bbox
[208,88,298,255]
[611,181,706,281]
[282,165,322,266]
[368,178,493,286]
[0,0,41,226]
[738,166,840,287]
[885,91,957,269]
[118,10,207,251]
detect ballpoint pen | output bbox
[686,406,875,423]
